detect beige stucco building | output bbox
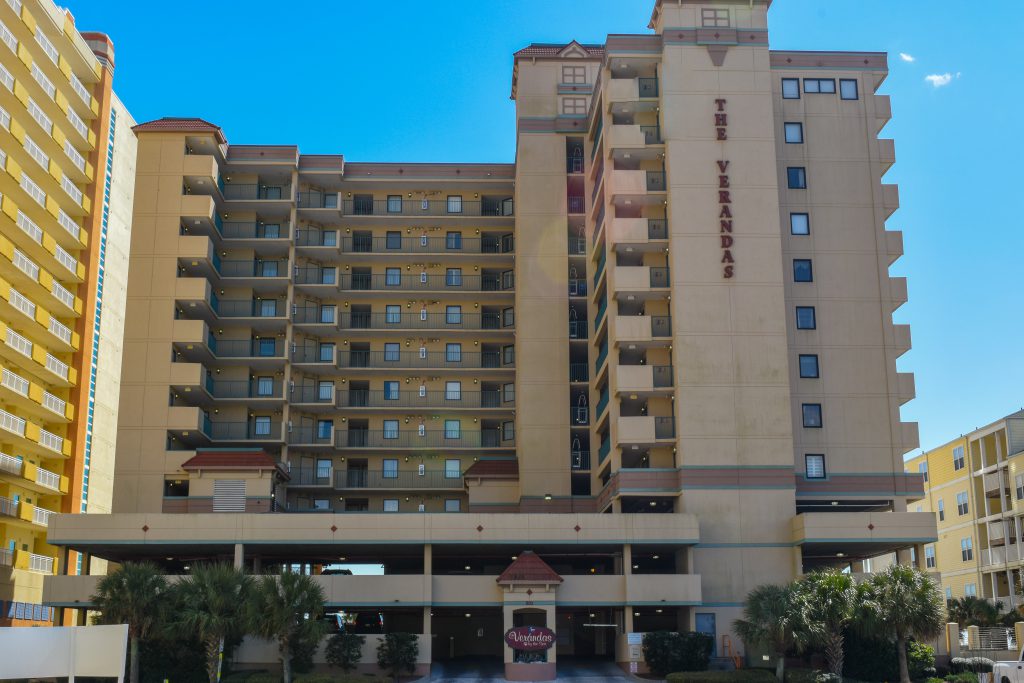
[41,0,933,674]
[0,0,135,626]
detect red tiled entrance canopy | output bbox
[496,551,563,585]
[180,450,289,480]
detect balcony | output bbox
[616,365,674,393]
[607,77,659,102]
[209,337,285,361]
[568,196,586,214]
[569,320,588,340]
[341,198,513,218]
[614,267,670,295]
[338,312,510,332]
[607,218,668,246]
[207,379,285,401]
[793,511,938,564]
[568,278,588,297]
[337,350,507,371]
[297,191,340,210]
[216,259,290,282]
[340,235,512,255]
[222,183,292,202]
[211,297,287,321]
[598,440,611,464]
[571,450,592,470]
[608,124,663,149]
[981,545,1021,568]
[203,420,283,442]
[219,221,291,242]
[568,236,587,256]
[293,266,338,287]
[338,273,513,293]
[614,315,672,343]
[610,169,666,197]
[335,430,512,450]
[569,363,589,382]
[295,229,339,249]
[617,416,676,445]
[337,390,510,410]
[334,470,465,491]
[287,426,336,447]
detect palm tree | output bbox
[795,569,859,676]
[248,571,329,683]
[860,565,945,683]
[947,595,1004,626]
[91,562,168,683]
[733,583,804,681]
[171,563,252,683]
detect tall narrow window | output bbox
[802,404,823,428]
[445,459,461,479]
[387,195,402,213]
[256,376,274,396]
[446,306,462,324]
[925,546,936,569]
[446,268,463,286]
[805,454,826,479]
[798,354,819,378]
[796,306,816,330]
[445,381,461,400]
[446,232,463,249]
[782,78,800,99]
[961,537,973,562]
[952,445,965,471]
[384,381,399,401]
[444,420,461,439]
[956,491,969,516]
[918,462,928,483]
[937,499,945,522]
[446,343,462,362]
[447,195,463,214]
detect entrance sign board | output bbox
[504,626,556,651]
[0,623,128,681]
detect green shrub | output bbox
[376,632,420,680]
[842,632,935,682]
[326,632,367,672]
[813,674,840,683]
[925,678,946,683]
[643,631,714,676]
[783,669,820,683]
[950,657,995,673]
[908,641,936,680]
[946,673,980,683]
[666,670,777,683]
[245,674,281,683]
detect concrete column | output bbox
[423,543,432,574]
[946,623,960,658]
[58,546,70,576]
[896,547,912,567]
[624,606,634,633]
[423,606,432,641]
[675,547,688,573]
[967,625,980,650]
[792,546,804,577]
[233,543,244,570]
[622,544,632,574]
[253,556,262,574]
[81,552,91,575]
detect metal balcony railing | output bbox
[207,379,284,400]
[336,430,511,449]
[335,470,465,490]
[337,390,509,409]
[0,453,22,475]
[341,235,512,254]
[342,199,513,217]
[35,467,61,491]
[0,548,11,567]
[652,365,674,388]
[338,312,510,331]
[0,495,19,518]
[217,259,289,278]
[204,421,283,441]
[28,552,53,574]
[291,346,336,364]
[568,237,587,255]
[654,416,676,439]
[297,192,339,209]
[638,77,659,98]
[290,468,334,486]
[32,506,53,527]
[293,267,337,286]
[337,350,506,370]
[594,256,606,286]
[569,320,588,339]
[569,279,588,297]
[295,229,338,248]
[640,125,662,144]
[290,385,337,404]
[646,171,666,192]
[569,363,589,382]
[648,219,668,240]
[568,196,585,214]
[222,184,291,201]
[595,299,607,329]
[571,450,592,470]
[287,427,335,446]
[598,440,611,464]
[596,390,610,418]
[210,338,285,359]
[339,274,513,292]
[571,405,590,426]
[595,345,609,373]
[211,298,285,318]
[220,221,290,240]
[292,306,337,325]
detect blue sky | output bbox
[72,1,1022,455]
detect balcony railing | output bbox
[28,552,54,574]
[292,346,336,364]
[0,548,11,567]
[342,199,513,217]
[569,279,588,297]
[651,365,674,388]
[294,267,337,286]
[338,312,510,331]
[571,450,591,470]
[0,495,19,518]
[594,256,606,285]
[571,405,590,426]
[595,344,608,373]
[337,390,509,409]
[290,385,337,404]
[204,421,283,441]
[297,192,339,209]
[569,363,589,382]
[211,298,285,318]
[568,196,585,214]
[32,506,53,527]
[337,351,507,370]
[217,259,289,279]
[568,237,587,255]
[288,427,335,446]
[569,320,588,339]
[598,440,611,464]
[649,267,670,288]
[596,390,609,418]
[335,470,465,490]
[339,274,513,292]
[220,221,290,240]
[208,379,284,400]
[222,184,291,201]
[648,219,668,240]
[646,171,667,191]
[290,468,334,486]
[638,77,659,98]
[654,416,676,439]
[0,452,22,475]
[340,235,512,254]
[336,430,511,449]
[595,299,607,329]
[210,338,285,359]
[292,306,337,325]
[35,466,61,491]
[295,229,338,248]
[640,125,662,144]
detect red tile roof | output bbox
[181,450,287,479]
[497,551,563,584]
[463,459,519,479]
[513,42,606,59]
[132,118,227,144]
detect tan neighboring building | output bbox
[0,0,135,626]
[42,0,932,674]
[907,411,1024,605]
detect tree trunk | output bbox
[824,630,844,676]
[896,635,910,683]
[129,635,140,683]
[282,640,292,683]
[206,636,221,683]
[775,652,785,681]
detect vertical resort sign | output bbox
[715,98,734,279]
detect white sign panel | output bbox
[0,623,127,681]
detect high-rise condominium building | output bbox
[0,0,135,626]
[42,0,933,673]
[906,411,1024,606]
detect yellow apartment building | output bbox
[0,0,135,625]
[907,411,1024,605]
[41,0,931,674]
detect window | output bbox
[444,420,461,439]
[445,499,461,513]
[258,338,277,357]
[804,78,836,94]
[260,300,278,317]
[384,381,399,401]
[383,459,399,478]
[447,195,463,214]
[562,65,586,84]
[446,232,462,250]
[383,499,399,512]
[795,306,816,330]
[253,416,272,436]
[945,587,952,600]
[445,381,461,400]
[782,78,800,99]
[384,343,400,361]
[953,445,965,471]
[965,583,977,597]
[937,499,945,522]
[318,343,335,362]
[802,404,823,428]
[503,345,515,365]
[840,79,859,100]
[383,421,399,440]
[1016,474,1024,500]
[446,343,462,362]
[386,231,402,249]
[503,307,514,327]
[503,383,515,403]
[784,122,804,144]
[787,167,807,189]
[385,305,401,324]
[799,354,819,378]
[956,491,969,516]
[445,459,461,479]
[562,97,587,115]
[925,546,936,569]
[385,268,401,286]
[387,195,402,213]
[793,259,813,282]
[918,462,928,483]
[313,499,331,511]
[961,537,973,563]
[446,268,463,286]
[317,420,333,440]
[446,306,462,324]
[256,376,274,396]
[790,213,810,235]
[701,7,730,27]
[799,454,825,479]
[503,421,515,441]
[318,381,333,401]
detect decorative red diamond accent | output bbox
[330,525,338,533]
[574,525,582,532]
[526,589,533,596]
[141,525,149,532]
[868,523,875,530]
[477,525,484,532]
[714,32,720,39]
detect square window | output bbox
[1016,474,1024,500]
[446,268,463,286]
[562,97,587,115]
[387,195,402,213]
[805,454,826,479]
[256,376,274,396]
[793,259,813,282]
[796,306,816,330]
[446,343,462,362]
[945,587,952,600]
[446,306,462,324]
[784,122,804,144]
[383,499,399,512]
[447,195,463,214]
[840,79,859,100]
[790,213,810,235]
[384,343,400,362]
[798,354,819,378]
[386,231,402,249]
[385,305,401,324]
[787,167,807,189]
[562,65,586,84]
[317,420,332,440]
[446,232,463,250]
[782,78,800,99]
[445,459,461,478]
[385,268,401,286]
[802,403,823,428]
[444,420,461,439]
[383,421,399,440]
[384,381,400,400]
[445,499,461,513]
[701,7,730,27]
[445,381,461,400]
[383,459,399,477]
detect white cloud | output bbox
[925,72,960,88]
[899,52,916,63]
